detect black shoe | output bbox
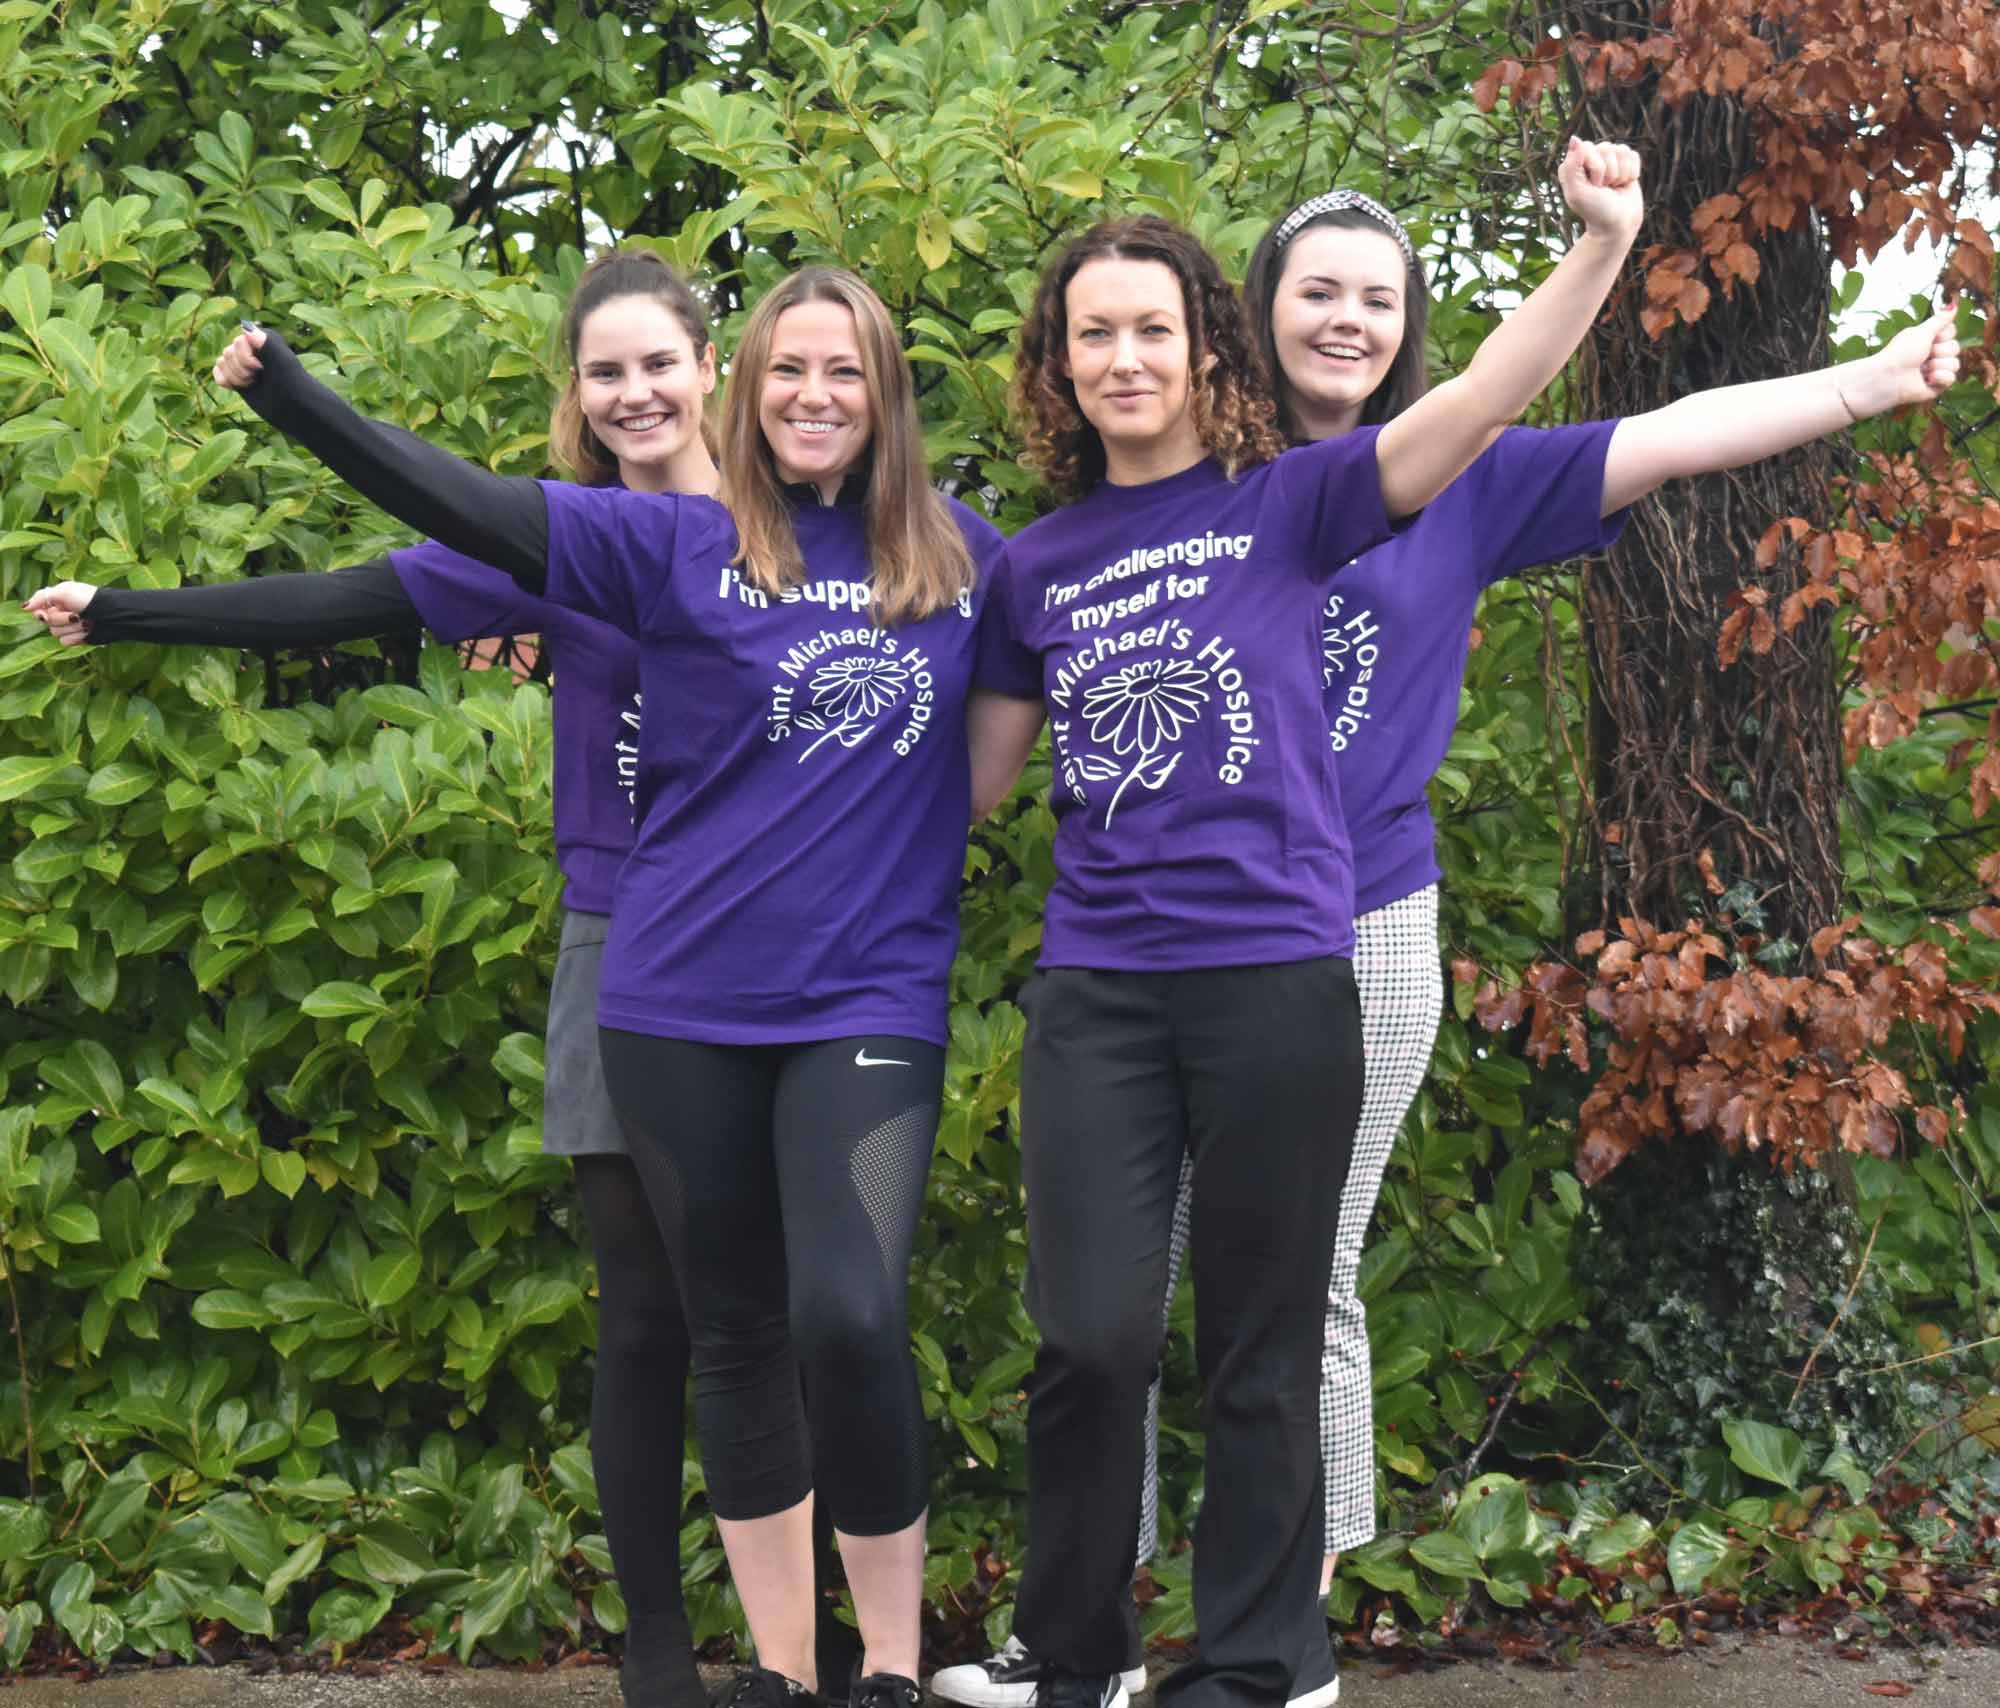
[621,1609,707,1708]
[848,1672,922,1708]
[1030,1665,1129,1708]
[931,1639,1143,1708]
[714,1669,827,1708]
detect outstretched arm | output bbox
[1598,304,1962,514]
[1376,138,1644,518]
[212,326,551,590]
[26,563,419,649]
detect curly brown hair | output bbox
[1013,216,1284,503]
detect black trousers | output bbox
[1011,959,1364,1708]
[573,1156,694,1630]
[598,1028,943,1534]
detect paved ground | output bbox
[4,1641,1999,1706]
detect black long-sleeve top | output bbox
[232,330,552,590]
[86,560,420,647]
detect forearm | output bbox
[1600,362,1877,514]
[967,691,1046,820]
[86,561,421,647]
[1379,227,1632,516]
[236,332,552,591]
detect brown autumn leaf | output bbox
[1576,1121,1639,1187]
[1645,256,1695,303]
[1718,605,1752,667]
[1691,190,1746,229]
[1471,59,1522,113]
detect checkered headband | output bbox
[1271,190,1415,271]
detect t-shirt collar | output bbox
[782,466,871,508]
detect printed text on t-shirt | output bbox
[1040,528,1249,629]
[1322,587,1385,753]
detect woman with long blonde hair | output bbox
[204,265,1005,1708]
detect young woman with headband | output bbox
[198,264,1005,1708]
[1127,182,1959,1700]
[29,249,744,1708]
[944,138,1644,1708]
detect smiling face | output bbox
[1268,224,1408,438]
[574,295,715,489]
[756,299,874,497]
[1062,256,1206,482]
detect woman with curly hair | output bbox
[201,265,1006,1708]
[1125,189,1961,1684]
[949,140,1641,1708]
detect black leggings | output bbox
[598,1028,943,1535]
[1011,958,1364,1708]
[573,1156,694,1639]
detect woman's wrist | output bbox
[1572,220,1639,261]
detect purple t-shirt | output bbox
[1322,423,1625,916]
[390,541,639,919]
[980,432,1395,968]
[538,483,1003,1046]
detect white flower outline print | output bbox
[1079,656,1212,826]
[793,653,912,761]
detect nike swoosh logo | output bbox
[854,1049,910,1068]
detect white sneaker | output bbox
[1287,1673,1339,1708]
[1288,1648,1336,1708]
[928,1637,1146,1707]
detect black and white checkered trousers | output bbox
[1138,883,1445,1559]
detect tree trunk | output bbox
[1562,3,1845,953]
[1553,4,1918,1470]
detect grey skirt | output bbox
[541,908,629,1157]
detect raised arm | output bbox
[1376,138,1643,518]
[212,326,551,590]
[1598,304,1962,514]
[26,562,419,649]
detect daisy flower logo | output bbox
[793,652,912,761]
[1079,656,1212,825]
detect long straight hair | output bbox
[1241,205,1432,442]
[719,267,972,626]
[548,249,716,484]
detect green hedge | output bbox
[2,0,1995,1669]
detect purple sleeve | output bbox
[1270,427,1396,580]
[540,484,733,636]
[1464,422,1628,588]
[973,548,1042,698]
[390,542,555,642]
